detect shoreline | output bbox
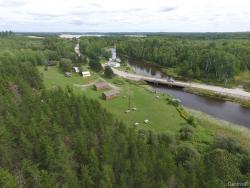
[184,87,250,108]
[188,108,250,132]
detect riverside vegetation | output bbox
[0,33,250,187]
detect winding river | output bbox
[128,59,250,128]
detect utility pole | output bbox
[127,85,131,110]
[128,94,131,110]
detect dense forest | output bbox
[0,36,249,187]
[0,36,76,67]
[116,38,250,85]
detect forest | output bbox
[117,37,250,87]
[0,35,249,187]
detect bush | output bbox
[59,58,72,72]
[104,66,114,78]
[89,59,103,72]
[240,155,250,175]
[179,125,194,141]
[187,116,197,127]
[214,134,245,155]
[176,143,200,168]
[205,149,241,183]
[158,132,176,145]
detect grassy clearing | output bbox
[38,66,98,89]
[83,82,186,133]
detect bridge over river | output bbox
[112,68,250,101]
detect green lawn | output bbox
[38,66,98,89]
[83,83,186,133]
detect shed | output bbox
[73,66,80,73]
[65,72,72,77]
[81,71,91,77]
[93,82,110,90]
[102,90,120,100]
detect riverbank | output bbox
[184,87,250,108]
[188,108,250,151]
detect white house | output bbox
[73,67,80,73]
[81,71,91,77]
[108,61,120,68]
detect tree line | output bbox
[115,37,250,85]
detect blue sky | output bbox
[0,0,250,32]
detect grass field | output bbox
[38,66,98,89]
[84,83,186,133]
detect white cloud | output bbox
[0,0,249,32]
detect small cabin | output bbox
[73,66,80,73]
[102,90,120,100]
[65,72,72,77]
[93,82,110,91]
[81,71,91,77]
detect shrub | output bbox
[187,116,197,127]
[205,149,241,183]
[104,66,114,78]
[158,132,176,145]
[176,143,200,168]
[240,155,250,175]
[59,58,72,72]
[214,134,245,155]
[179,125,194,141]
[89,59,103,72]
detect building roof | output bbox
[103,90,119,97]
[82,71,90,74]
[94,82,109,88]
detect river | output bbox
[128,59,250,128]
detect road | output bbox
[74,40,81,57]
[112,68,250,100]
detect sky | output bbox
[0,0,250,32]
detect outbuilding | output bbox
[81,71,91,77]
[93,82,110,90]
[102,90,120,100]
[73,66,80,73]
[65,72,72,77]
